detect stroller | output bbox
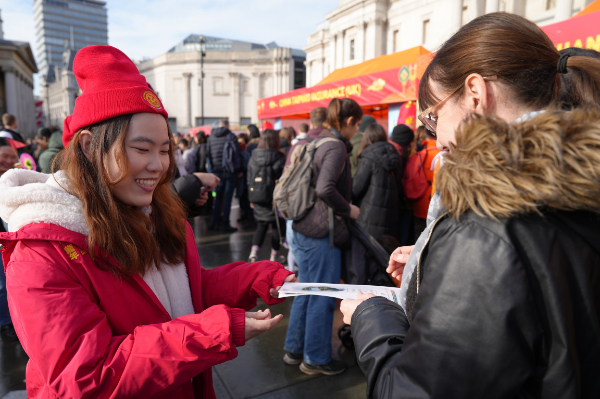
[338,219,397,350]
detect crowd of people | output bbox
[0,10,599,399]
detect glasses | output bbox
[418,76,498,137]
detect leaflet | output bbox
[279,282,402,305]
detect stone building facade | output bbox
[0,11,38,138]
[304,0,595,87]
[137,35,306,132]
[41,44,78,128]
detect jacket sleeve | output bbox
[315,144,351,217]
[273,155,286,180]
[201,261,294,310]
[351,219,541,399]
[171,174,202,207]
[352,158,371,203]
[6,246,246,399]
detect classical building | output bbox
[137,35,306,132]
[0,11,38,138]
[41,44,78,128]
[34,0,108,80]
[304,0,595,87]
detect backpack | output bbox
[402,147,436,200]
[273,137,338,221]
[222,134,241,174]
[248,162,275,204]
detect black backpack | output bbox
[248,162,275,204]
[222,134,241,174]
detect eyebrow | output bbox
[129,136,171,146]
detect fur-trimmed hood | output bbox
[0,169,88,235]
[438,107,600,219]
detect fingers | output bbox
[245,309,272,320]
[357,292,375,300]
[270,288,280,298]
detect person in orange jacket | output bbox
[0,45,296,399]
[411,127,440,239]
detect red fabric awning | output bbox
[257,46,432,119]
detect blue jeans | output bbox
[212,173,237,227]
[284,224,341,365]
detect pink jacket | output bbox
[0,170,293,399]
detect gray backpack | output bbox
[273,137,338,221]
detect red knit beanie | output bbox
[63,45,168,148]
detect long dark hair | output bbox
[326,98,363,131]
[357,123,387,157]
[55,114,187,278]
[257,129,286,156]
[419,12,600,113]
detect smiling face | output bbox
[0,145,18,175]
[106,113,171,207]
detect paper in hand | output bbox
[279,282,403,305]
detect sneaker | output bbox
[270,254,287,265]
[221,225,238,233]
[299,359,346,376]
[0,324,19,341]
[248,255,258,263]
[283,351,303,365]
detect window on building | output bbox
[546,0,556,10]
[393,29,400,52]
[350,39,355,60]
[422,19,430,45]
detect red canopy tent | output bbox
[541,2,600,51]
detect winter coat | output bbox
[206,127,241,174]
[38,131,64,174]
[350,108,600,399]
[411,139,440,219]
[293,130,352,246]
[0,169,293,399]
[247,148,286,223]
[352,141,404,240]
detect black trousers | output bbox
[252,219,285,250]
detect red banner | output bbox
[257,65,420,119]
[541,9,600,51]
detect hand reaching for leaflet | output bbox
[245,309,283,341]
[340,292,376,325]
[386,246,414,283]
[270,274,298,298]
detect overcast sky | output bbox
[1,0,337,64]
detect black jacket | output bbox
[247,148,285,222]
[206,127,241,174]
[279,137,291,155]
[352,141,404,240]
[350,109,600,399]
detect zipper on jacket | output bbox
[416,212,449,294]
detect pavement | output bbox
[0,201,367,399]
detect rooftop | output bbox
[168,34,305,58]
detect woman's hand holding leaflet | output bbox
[245,309,283,341]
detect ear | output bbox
[464,74,490,114]
[346,116,355,127]
[78,130,93,160]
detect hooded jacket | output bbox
[206,127,241,174]
[247,148,286,223]
[0,169,292,399]
[352,141,404,240]
[38,131,64,174]
[350,108,600,399]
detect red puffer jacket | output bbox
[0,221,292,398]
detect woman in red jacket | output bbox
[0,45,295,399]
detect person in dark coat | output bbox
[352,123,404,241]
[206,119,241,232]
[279,127,294,155]
[247,129,286,262]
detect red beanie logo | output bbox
[142,90,163,109]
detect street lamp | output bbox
[198,35,206,126]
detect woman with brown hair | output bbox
[341,13,600,398]
[279,127,295,155]
[352,123,404,241]
[247,129,287,262]
[0,45,296,399]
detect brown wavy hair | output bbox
[54,114,187,278]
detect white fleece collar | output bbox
[0,169,89,235]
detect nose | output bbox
[146,151,165,173]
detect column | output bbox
[485,0,500,13]
[252,72,261,122]
[182,72,192,128]
[229,72,240,125]
[374,18,387,57]
[330,33,337,71]
[4,67,17,116]
[447,0,464,37]
[555,0,574,22]
[359,21,367,62]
